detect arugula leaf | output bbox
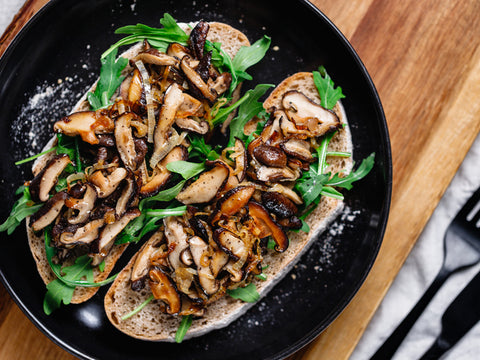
[14,147,57,166]
[102,13,189,58]
[227,84,273,148]
[175,315,193,343]
[326,153,375,190]
[187,135,220,161]
[211,83,273,127]
[121,294,155,321]
[140,180,186,210]
[43,255,94,315]
[88,48,128,110]
[313,66,345,110]
[227,283,260,303]
[166,161,206,180]
[0,185,42,235]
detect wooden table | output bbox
[1,0,479,359]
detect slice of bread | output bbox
[103,72,353,340]
[26,21,250,304]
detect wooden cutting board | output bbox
[1,0,479,359]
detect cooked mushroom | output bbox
[126,68,143,103]
[280,138,314,162]
[140,145,188,197]
[59,218,105,247]
[261,191,298,219]
[208,72,232,96]
[30,154,71,202]
[132,48,179,67]
[189,21,209,60]
[212,185,255,222]
[54,111,115,145]
[29,191,67,232]
[223,260,244,283]
[148,267,181,315]
[89,167,128,198]
[213,228,248,261]
[282,90,341,137]
[176,162,229,205]
[255,166,298,182]
[232,138,247,182]
[248,201,289,252]
[130,230,164,291]
[150,83,184,168]
[90,208,141,266]
[268,183,303,205]
[167,42,191,60]
[164,216,190,272]
[180,248,194,266]
[189,216,210,242]
[252,144,287,168]
[176,93,205,119]
[115,113,139,170]
[65,183,97,224]
[189,236,218,295]
[180,56,217,103]
[210,249,229,278]
[175,118,209,134]
[115,176,138,217]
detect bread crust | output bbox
[103,72,354,341]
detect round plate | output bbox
[0,0,391,359]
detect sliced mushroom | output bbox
[261,191,298,219]
[212,185,255,222]
[29,191,67,232]
[248,201,289,252]
[148,267,181,315]
[54,111,115,145]
[126,68,143,103]
[255,166,298,182]
[180,248,194,266]
[150,83,184,168]
[65,183,97,224]
[253,144,287,168]
[280,138,314,162]
[115,113,139,170]
[164,216,190,272]
[189,216,210,242]
[189,236,218,295]
[90,208,141,266]
[176,162,229,205]
[30,154,71,202]
[115,176,138,217]
[176,93,205,119]
[208,72,232,96]
[130,230,164,291]
[189,21,209,60]
[132,48,179,67]
[268,183,303,205]
[175,118,209,134]
[167,42,191,60]
[210,249,229,278]
[180,56,217,103]
[89,167,128,198]
[59,218,105,247]
[140,145,188,197]
[232,138,247,182]
[213,228,248,261]
[282,90,341,137]
[223,260,244,283]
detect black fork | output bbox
[370,187,480,360]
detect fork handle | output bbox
[418,337,450,360]
[370,269,450,360]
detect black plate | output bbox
[0,0,391,359]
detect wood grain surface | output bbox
[1,0,480,359]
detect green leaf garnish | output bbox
[121,294,155,321]
[326,153,376,190]
[14,147,57,166]
[87,48,128,110]
[166,161,206,180]
[227,283,260,303]
[312,66,345,110]
[102,13,189,58]
[227,84,273,148]
[175,315,193,343]
[0,185,42,235]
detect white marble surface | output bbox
[1,1,479,359]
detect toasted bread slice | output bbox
[103,72,353,340]
[26,21,250,304]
